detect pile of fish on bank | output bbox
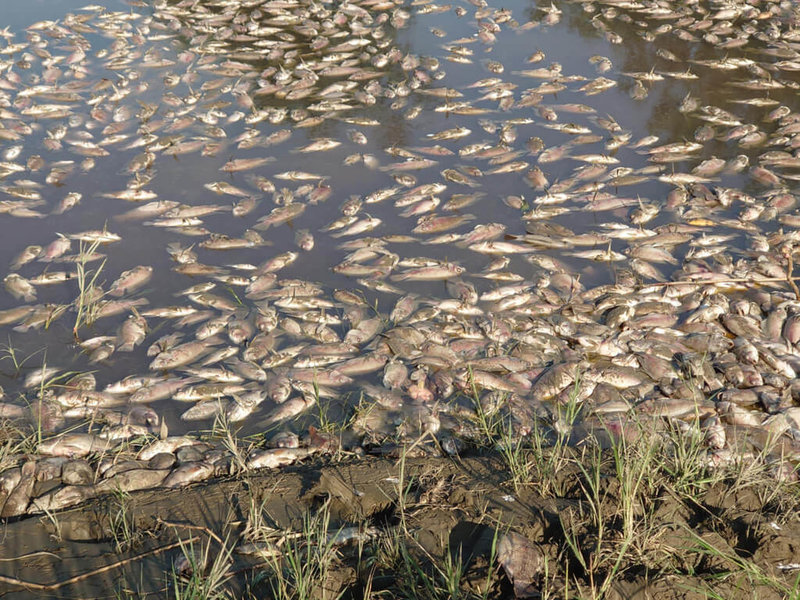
[0,0,800,516]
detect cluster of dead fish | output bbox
[0,426,332,518]
[0,0,798,517]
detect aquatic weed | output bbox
[73,238,106,337]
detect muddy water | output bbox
[0,0,797,440]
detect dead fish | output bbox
[246,447,314,470]
[295,138,341,153]
[392,264,465,281]
[220,157,273,172]
[254,203,306,230]
[259,395,316,427]
[4,274,36,301]
[39,235,71,261]
[130,377,200,404]
[10,245,42,270]
[162,461,215,488]
[1,461,35,518]
[108,266,153,297]
[497,531,542,599]
[38,434,117,458]
[117,314,148,352]
[150,339,221,371]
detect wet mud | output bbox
[0,448,798,599]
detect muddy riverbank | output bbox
[0,437,799,599]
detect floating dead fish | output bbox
[220,157,274,173]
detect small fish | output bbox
[4,274,36,301]
[246,447,314,470]
[117,314,148,352]
[220,157,273,172]
[392,264,464,281]
[205,181,252,197]
[331,216,382,238]
[428,126,471,140]
[53,192,82,215]
[295,138,341,153]
[108,266,153,297]
[150,339,220,371]
[254,203,306,230]
[69,230,121,243]
[40,235,71,261]
[10,245,42,270]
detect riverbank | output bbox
[0,423,798,599]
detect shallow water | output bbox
[0,0,798,441]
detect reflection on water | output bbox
[0,0,797,520]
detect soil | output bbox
[0,451,798,599]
